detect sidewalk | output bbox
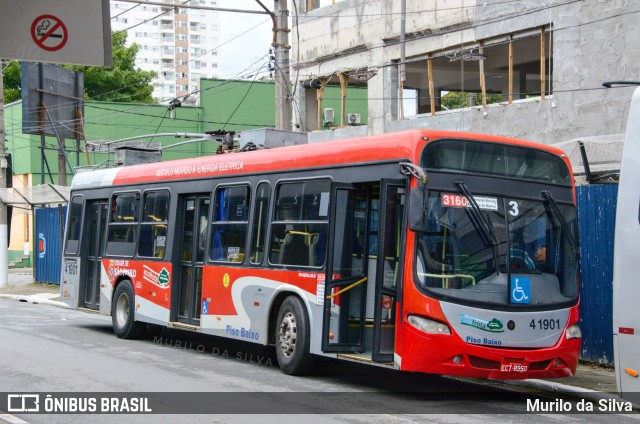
[0,268,620,400]
[500,362,618,401]
[0,268,65,306]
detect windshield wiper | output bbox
[541,190,579,255]
[455,181,499,246]
[455,181,500,274]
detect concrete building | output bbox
[293,0,640,160]
[110,0,221,102]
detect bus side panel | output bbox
[61,257,80,308]
[99,259,111,316]
[199,266,318,346]
[615,333,640,403]
[285,270,325,356]
[102,259,172,325]
[613,87,640,397]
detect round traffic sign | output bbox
[31,14,68,52]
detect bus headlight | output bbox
[565,325,582,340]
[407,315,451,335]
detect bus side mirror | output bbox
[409,186,428,231]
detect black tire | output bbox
[112,280,145,339]
[275,296,315,375]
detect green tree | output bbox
[2,61,22,104]
[441,91,502,110]
[68,32,157,102]
[2,32,157,103]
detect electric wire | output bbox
[113,0,192,36]
[4,1,639,145]
[224,62,266,129]
[111,2,141,19]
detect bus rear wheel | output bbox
[112,280,145,339]
[275,296,314,375]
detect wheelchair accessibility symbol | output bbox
[510,276,531,304]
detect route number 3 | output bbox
[508,200,519,216]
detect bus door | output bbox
[322,183,370,354]
[322,180,406,362]
[173,195,210,326]
[81,200,108,310]
[372,179,406,363]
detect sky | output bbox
[215,1,336,78]
[215,2,417,115]
[216,1,274,78]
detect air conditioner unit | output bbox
[347,113,361,125]
[323,108,335,124]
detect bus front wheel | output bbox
[275,296,314,375]
[112,280,145,339]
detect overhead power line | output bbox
[111,2,140,19]
[114,0,192,35]
[115,0,269,15]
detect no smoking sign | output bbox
[31,14,68,52]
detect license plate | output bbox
[500,359,528,373]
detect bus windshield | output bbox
[414,191,579,308]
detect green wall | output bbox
[5,100,206,183]
[199,78,276,132]
[4,78,369,179]
[3,78,369,267]
[199,78,369,132]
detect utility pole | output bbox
[274,0,292,131]
[58,136,67,186]
[0,67,9,288]
[398,0,406,120]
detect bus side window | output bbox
[64,195,84,255]
[250,182,270,265]
[105,192,140,257]
[211,185,250,263]
[270,180,329,267]
[138,190,170,259]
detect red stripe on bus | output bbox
[108,130,570,186]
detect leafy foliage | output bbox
[2,32,157,104]
[2,61,22,104]
[67,32,157,102]
[441,91,503,110]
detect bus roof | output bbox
[71,129,570,190]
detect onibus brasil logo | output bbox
[460,314,504,333]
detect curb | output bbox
[0,293,70,309]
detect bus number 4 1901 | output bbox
[529,318,560,330]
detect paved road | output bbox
[0,298,637,424]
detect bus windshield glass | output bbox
[414,192,579,307]
[422,139,572,186]
[415,139,577,308]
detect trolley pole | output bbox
[0,69,9,288]
[274,0,291,131]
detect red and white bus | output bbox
[61,129,581,378]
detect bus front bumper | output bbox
[399,326,581,380]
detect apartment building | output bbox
[110,0,221,103]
